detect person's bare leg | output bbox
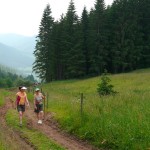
[39,111,44,124]
[37,113,39,120]
[19,111,23,126]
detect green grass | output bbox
[0,89,10,106]
[41,68,150,149]
[0,123,23,150]
[0,89,16,149]
[6,109,65,150]
[0,134,7,150]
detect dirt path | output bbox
[25,107,98,150]
[0,98,34,150]
[2,95,99,150]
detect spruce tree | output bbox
[89,0,107,75]
[33,4,54,82]
[63,0,84,78]
[138,0,150,68]
[81,7,90,76]
[51,15,66,80]
[97,70,117,96]
[108,0,143,72]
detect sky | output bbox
[0,0,113,37]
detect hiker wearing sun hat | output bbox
[15,86,30,127]
[34,88,45,124]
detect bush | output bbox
[97,70,117,96]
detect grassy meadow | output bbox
[41,69,150,149]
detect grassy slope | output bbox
[42,69,150,150]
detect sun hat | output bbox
[35,88,40,92]
[21,87,27,90]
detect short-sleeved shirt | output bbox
[16,92,27,105]
[34,93,43,104]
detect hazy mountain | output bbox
[0,42,34,67]
[0,33,36,75]
[0,33,36,56]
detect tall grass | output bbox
[0,89,10,106]
[42,69,150,149]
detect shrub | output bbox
[97,70,117,96]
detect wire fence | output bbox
[28,86,85,116]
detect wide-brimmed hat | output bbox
[21,87,27,90]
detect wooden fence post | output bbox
[43,91,46,119]
[47,92,49,109]
[81,93,83,115]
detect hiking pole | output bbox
[43,91,46,119]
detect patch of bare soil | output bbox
[0,98,34,150]
[25,107,99,150]
[6,94,101,150]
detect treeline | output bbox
[33,0,150,82]
[0,65,36,88]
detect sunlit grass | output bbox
[41,69,150,149]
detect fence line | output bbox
[29,86,86,117]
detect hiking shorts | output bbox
[17,105,25,112]
[34,104,43,113]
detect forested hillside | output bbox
[33,0,150,82]
[0,64,35,88]
[0,34,35,75]
[0,42,33,68]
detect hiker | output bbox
[34,88,45,124]
[15,86,30,126]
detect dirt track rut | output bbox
[25,106,98,150]
[0,98,34,150]
[1,96,99,150]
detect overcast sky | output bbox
[0,0,113,36]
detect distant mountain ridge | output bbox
[0,33,36,74]
[0,42,34,67]
[0,33,36,55]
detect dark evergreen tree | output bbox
[106,0,143,73]
[62,0,85,78]
[33,4,54,82]
[51,16,66,80]
[32,0,150,81]
[88,0,107,75]
[81,7,90,76]
[138,0,150,68]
